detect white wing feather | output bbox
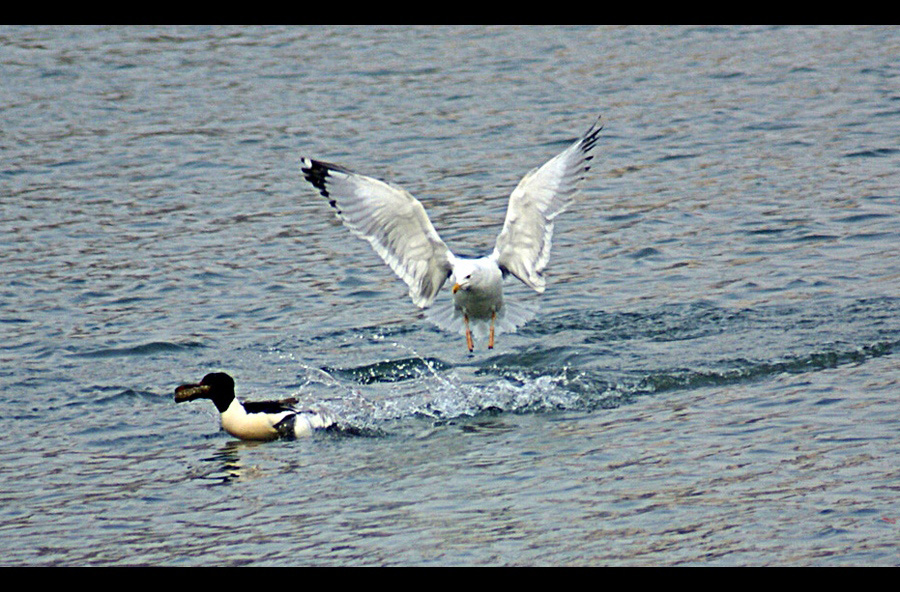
[301,158,454,308]
[492,117,602,292]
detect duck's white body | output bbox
[219,397,330,440]
[175,372,333,441]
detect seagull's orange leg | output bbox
[464,314,474,352]
[488,311,496,349]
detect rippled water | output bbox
[1,25,898,565]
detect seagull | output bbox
[300,116,602,351]
[174,372,334,440]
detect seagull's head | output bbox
[451,258,501,295]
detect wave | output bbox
[314,296,899,429]
[72,341,205,358]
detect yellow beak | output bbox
[452,283,461,294]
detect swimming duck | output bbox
[174,372,334,440]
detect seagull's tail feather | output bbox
[498,298,539,334]
[423,298,465,337]
[424,298,538,343]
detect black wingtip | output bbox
[579,116,603,155]
[300,157,334,199]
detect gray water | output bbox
[1,25,898,566]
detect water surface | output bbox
[1,25,898,565]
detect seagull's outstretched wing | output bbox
[301,158,454,308]
[492,117,602,293]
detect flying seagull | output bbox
[300,116,602,352]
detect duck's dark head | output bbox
[174,372,236,413]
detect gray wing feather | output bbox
[492,117,602,292]
[301,158,453,308]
